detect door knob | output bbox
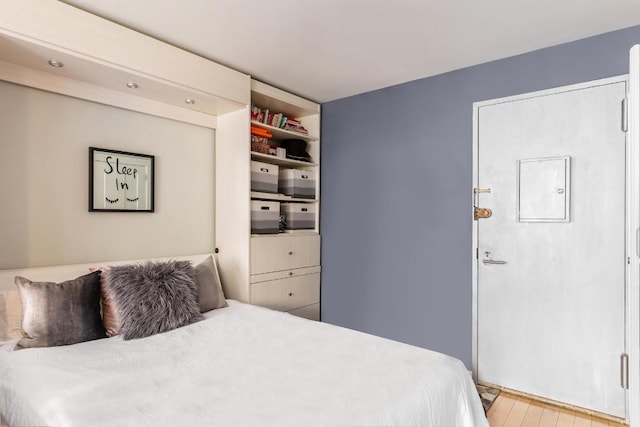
[482,251,506,265]
[482,259,507,265]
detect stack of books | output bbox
[251,125,272,138]
[250,104,309,135]
[282,118,308,134]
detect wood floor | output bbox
[487,392,627,427]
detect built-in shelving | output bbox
[245,80,321,320]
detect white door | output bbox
[475,79,627,418]
[627,44,640,425]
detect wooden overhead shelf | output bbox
[0,0,250,124]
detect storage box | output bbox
[278,169,315,199]
[251,160,279,194]
[281,203,316,230]
[251,201,280,234]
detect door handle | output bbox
[482,259,507,265]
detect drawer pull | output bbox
[289,272,293,276]
[288,251,293,255]
[288,292,294,297]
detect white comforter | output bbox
[0,301,487,427]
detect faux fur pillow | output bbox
[104,260,203,340]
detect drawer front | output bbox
[250,273,320,311]
[250,265,321,283]
[251,235,320,274]
[288,303,320,321]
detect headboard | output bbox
[0,253,214,341]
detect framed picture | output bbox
[89,147,154,212]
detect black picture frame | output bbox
[89,147,155,212]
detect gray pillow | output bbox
[15,271,106,350]
[105,260,203,340]
[195,255,227,312]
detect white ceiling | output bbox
[61,0,640,103]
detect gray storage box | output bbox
[281,203,316,230]
[251,200,280,234]
[278,169,315,199]
[251,160,279,194]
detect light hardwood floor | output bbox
[487,392,627,427]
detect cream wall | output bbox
[0,81,216,269]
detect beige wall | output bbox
[0,81,216,269]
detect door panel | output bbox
[476,81,626,417]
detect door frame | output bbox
[471,75,637,423]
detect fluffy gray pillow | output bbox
[15,271,106,350]
[195,255,227,312]
[105,260,203,340]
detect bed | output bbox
[0,254,487,427]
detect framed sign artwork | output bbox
[89,147,155,212]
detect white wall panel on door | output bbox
[475,78,627,418]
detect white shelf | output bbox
[250,152,317,168]
[251,230,319,238]
[251,192,317,203]
[251,120,318,142]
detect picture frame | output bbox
[89,147,155,212]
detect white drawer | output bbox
[250,265,321,283]
[250,273,320,311]
[288,303,320,321]
[251,235,320,274]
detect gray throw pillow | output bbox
[105,260,203,340]
[15,271,106,350]
[195,255,228,312]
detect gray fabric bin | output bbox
[278,169,315,199]
[251,161,279,194]
[251,201,280,234]
[281,203,316,230]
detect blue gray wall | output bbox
[320,25,640,368]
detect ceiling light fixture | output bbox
[185,98,196,105]
[48,59,64,68]
[126,82,139,89]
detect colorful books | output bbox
[250,104,309,135]
[283,118,308,134]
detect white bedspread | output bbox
[0,301,487,427]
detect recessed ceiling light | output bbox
[48,59,64,68]
[185,98,196,105]
[126,82,139,89]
